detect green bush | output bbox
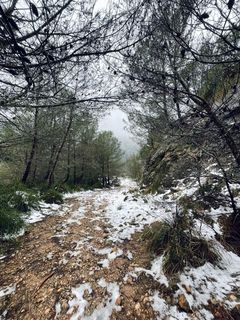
[90,181,102,189]
[8,191,40,212]
[41,189,63,204]
[0,207,24,237]
[142,221,170,255]
[0,182,40,237]
[55,183,73,193]
[145,210,220,275]
[55,183,83,193]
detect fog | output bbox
[98,109,139,157]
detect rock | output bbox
[61,300,69,312]
[127,277,134,285]
[115,258,125,269]
[208,298,218,305]
[208,300,233,319]
[178,294,191,313]
[44,308,51,315]
[115,296,122,305]
[122,286,135,298]
[135,302,141,316]
[231,304,240,320]
[142,296,150,304]
[135,302,141,310]
[182,284,192,294]
[228,294,237,302]
[165,295,172,304]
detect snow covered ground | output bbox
[1,177,240,320]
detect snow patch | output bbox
[104,190,171,243]
[68,279,121,320]
[0,284,16,298]
[95,247,123,268]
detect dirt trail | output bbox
[0,186,162,320]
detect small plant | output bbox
[41,189,63,204]
[197,181,227,210]
[199,182,213,195]
[9,191,39,212]
[0,207,24,237]
[145,209,220,275]
[0,183,30,237]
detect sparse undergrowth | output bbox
[219,212,240,255]
[0,183,40,237]
[0,182,64,238]
[0,178,113,239]
[0,207,24,238]
[143,210,220,276]
[41,188,63,204]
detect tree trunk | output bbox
[107,160,110,186]
[73,141,76,184]
[64,138,71,183]
[47,107,74,186]
[22,107,39,184]
[44,145,56,181]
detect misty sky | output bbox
[98,109,139,157]
[95,0,139,157]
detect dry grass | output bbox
[143,211,220,276]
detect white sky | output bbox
[94,0,139,157]
[98,109,139,157]
[94,0,110,13]
[95,0,139,157]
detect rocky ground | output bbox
[0,179,240,320]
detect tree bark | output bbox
[22,107,39,184]
[64,138,71,183]
[47,107,74,186]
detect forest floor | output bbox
[0,178,240,320]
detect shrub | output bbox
[142,221,170,255]
[41,189,63,204]
[9,191,40,212]
[55,184,72,193]
[197,181,227,210]
[220,211,240,255]
[199,182,213,195]
[0,182,39,237]
[91,181,103,189]
[0,207,24,237]
[145,210,220,275]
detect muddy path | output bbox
[0,185,163,320]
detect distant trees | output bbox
[0,106,123,187]
[95,131,124,187]
[125,153,143,181]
